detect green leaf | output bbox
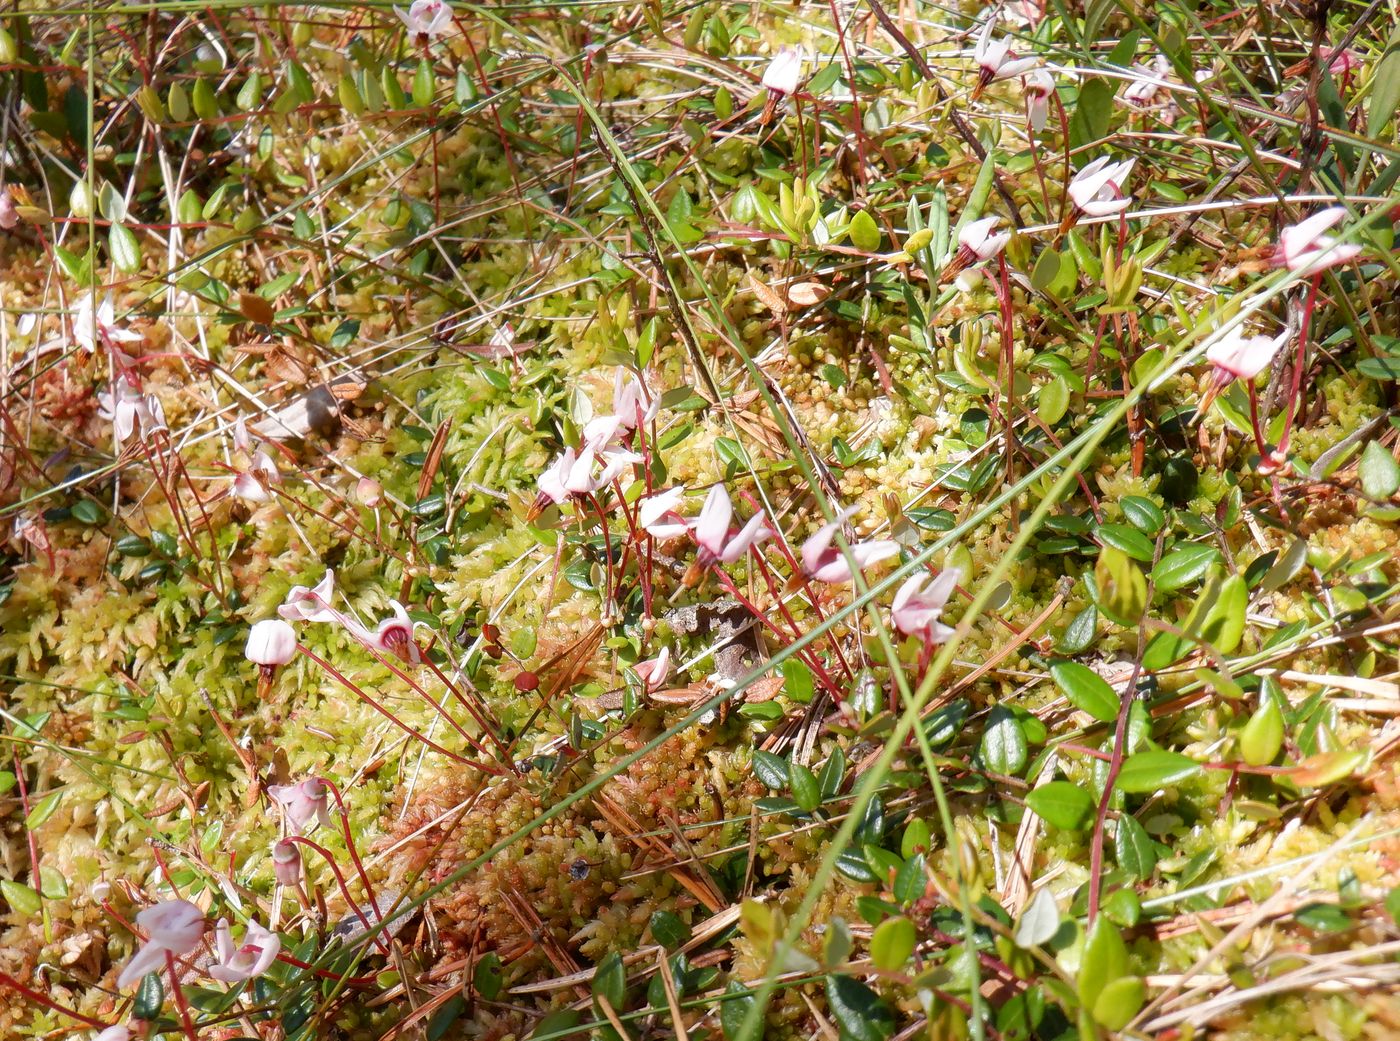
[782,658,814,704]
[818,746,846,800]
[1091,975,1145,1030]
[721,980,762,1041]
[1151,544,1220,592]
[869,917,916,971]
[1367,20,1400,138]
[473,953,503,1000]
[1294,902,1352,932]
[24,789,63,830]
[109,222,142,274]
[1115,750,1201,794]
[134,971,165,1019]
[412,57,435,108]
[71,499,104,525]
[900,819,931,859]
[1239,697,1284,766]
[1037,374,1070,425]
[1049,661,1120,723]
[1358,356,1400,381]
[825,974,895,1041]
[1057,605,1098,654]
[236,71,262,111]
[0,879,41,917]
[1097,523,1154,562]
[1199,574,1247,654]
[592,951,626,1009]
[1113,813,1157,879]
[752,750,787,789]
[1068,77,1115,153]
[1013,887,1060,948]
[650,910,690,949]
[980,706,1028,776]
[788,761,821,813]
[1076,916,1127,1008]
[848,209,881,252]
[1094,546,1147,625]
[1359,441,1400,500]
[1025,780,1094,830]
[893,853,925,905]
[1119,496,1164,534]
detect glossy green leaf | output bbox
[788,760,821,812]
[1025,780,1094,830]
[848,209,882,252]
[1091,974,1145,1030]
[825,974,895,1041]
[1239,697,1284,766]
[1095,546,1147,625]
[1076,916,1127,1007]
[980,706,1028,776]
[1115,750,1201,794]
[1151,544,1220,592]
[870,916,916,971]
[1113,813,1156,879]
[1050,661,1119,722]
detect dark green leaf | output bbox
[1113,813,1157,879]
[752,750,788,789]
[1050,661,1120,723]
[1151,544,1220,592]
[1097,523,1154,562]
[1115,750,1201,794]
[473,953,503,1000]
[825,974,895,1041]
[788,761,821,812]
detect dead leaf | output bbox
[786,281,830,306]
[238,291,276,325]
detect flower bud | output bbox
[356,476,383,507]
[246,619,297,667]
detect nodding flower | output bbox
[685,485,773,585]
[349,600,421,663]
[633,646,671,693]
[232,449,281,503]
[1023,69,1055,132]
[0,187,17,230]
[72,292,142,356]
[1277,207,1362,276]
[941,216,1011,282]
[278,571,341,624]
[612,369,658,433]
[1062,156,1135,232]
[761,47,804,97]
[973,20,1038,95]
[246,619,297,668]
[1121,56,1172,109]
[1197,329,1290,415]
[98,381,166,447]
[891,568,961,645]
[638,487,690,540]
[116,899,205,989]
[799,507,900,584]
[94,1026,131,1041]
[531,443,642,519]
[209,918,281,984]
[394,0,452,39]
[271,838,302,886]
[268,777,331,833]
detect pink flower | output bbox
[1067,157,1135,218]
[535,444,642,513]
[356,477,383,507]
[278,571,341,624]
[232,450,281,503]
[1023,69,1054,131]
[633,647,671,692]
[691,485,773,568]
[352,600,421,662]
[800,507,900,584]
[1121,57,1172,108]
[272,839,302,885]
[268,778,331,832]
[95,1026,131,1041]
[394,0,452,38]
[209,918,281,983]
[97,381,166,446]
[72,293,142,354]
[246,619,297,667]
[638,487,689,539]
[1320,46,1363,78]
[959,216,1011,261]
[0,187,17,230]
[761,48,804,96]
[612,369,657,432]
[117,899,205,988]
[974,20,1038,89]
[892,569,961,644]
[1277,207,1362,275]
[1206,329,1289,381]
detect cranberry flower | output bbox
[232,449,281,503]
[800,507,900,584]
[268,777,331,833]
[72,292,142,355]
[209,918,281,984]
[973,20,1038,93]
[761,48,804,96]
[278,571,341,624]
[350,600,421,662]
[95,1026,131,1041]
[1062,156,1135,231]
[638,487,689,540]
[686,485,773,584]
[892,568,961,644]
[1121,56,1172,108]
[98,381,166,447]
[271,838,302,886]
[633,647,671,693]
[117,899,205,988]
[1198,329,1290,414]
[0,187,17,230]
[1023,69,1055,132]
[532,443,643,518]
[941,216,1011,282]
[246,619,297,667]
[612,369,658,433]
[1277,207,1362,275]
[395,0,452,39]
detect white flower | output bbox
[958,216,1011,261]
[892,569,961,644]
[800,507,899,584]
[633,647,671,693]
[612,369,657,432]
[94,1026,131,1041]
[1067,156,1135,218]
[350,600,421,662]
[0,187,17,230]
[72,293,142,354]
[232,450,281,503]
[245,619,297,667]
[761,48,804,96]
[691,485,772,567]
[1023,69,1055,131]
[395,0,452,38]
[97,381,166,447]
[974,20,1038,87]
[271,839,302,885]
[638,487,689,540]
[1277,207,1362,275]
[1122,56,1172,108]
[209,918,281,984]
[117,900,205,989]
[1206,329,1289,381]
[268,778,331,832]
[278,571,341,624]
